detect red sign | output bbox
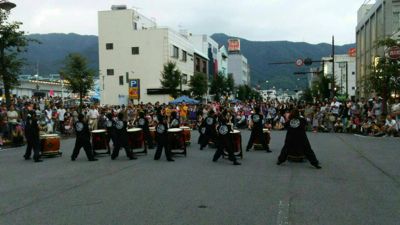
[228,39,240,52]
[348,48,356,57]
[295,58,304,67]
[387,46,400,60]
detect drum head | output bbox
[263,128,269,133]
[41,134,59,137]
[92,129,106,133]
[230,130,240,134]
[168,128,182,132]
[180,126,190,130]
[149,127,156,131]
[128,128,142,132]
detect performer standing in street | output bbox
[213,110,241,165]
[277,108,321,169]
[23,111,42,162]
[111,112,137,160]
[199,110,217,150]
[71,114,97,161]
[169,111,180,128]
[246,106,271,152]
[137,111,154,149]
[154,114,174,161]
[104,113,115,154]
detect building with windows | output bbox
[217,45,229,78]
[188,34,219,80]
[228,53,250,86]
[321,54,356,99]
[356,0,400,98]
[98,6,195,104]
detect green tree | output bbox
[160,61,181,98]
[0,10,34,108]
[237,84,252,101]
[60,53,95,110]
[210,74,226,101]
[311,73,331,102]
[369,38,400,114]
[189,72,207,100]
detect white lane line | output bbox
[276,200,290,225]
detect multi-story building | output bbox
[217,45,229,78]
[321,54,356,99]
[356,0,400,98]
[228,53,250,86]
[188,34,219,80]
[98,6,195,104]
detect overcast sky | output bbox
[8,0,370,45]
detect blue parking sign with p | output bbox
[130,80,138,87]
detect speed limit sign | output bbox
[295,58,304,67]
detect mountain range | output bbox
[21,33,355,90]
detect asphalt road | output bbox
[0,130,399,225]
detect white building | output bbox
[228,53,250,86]
[322,54,356,98]
[188,34,219,79]
[98,6,195,105]
[217,45,228,78]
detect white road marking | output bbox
[277,200,290,225]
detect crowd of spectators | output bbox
[0,95,399,148]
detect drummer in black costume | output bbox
[277,108,321,169]
[199,110,217,150]
[111,112,137,160]
[137,111,154,149]
[169,111,180,128]
[104,113,115,154]
[246,106,271,152]
[213,110,241,165]
[154,114,174,161]
[23,111,42,162]
[71,114,98,161]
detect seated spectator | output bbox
[383,115,398,137]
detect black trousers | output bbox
[72,138,95,160]
[154,138,172,160]
[24,138,40,160]
[200,131,216,148]
[112,139,134,159]
[246,129,268,150]
[106,134,116,152]
[143,130,154,148]
[213,138,236,162]
[278,140,319,166]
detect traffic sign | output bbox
[295,58,304,67]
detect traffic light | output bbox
[304,58,313,66]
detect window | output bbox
[133,22,137,30]
[106,43,113,50]
[182,74,188,85]
[195,58,200,71]
[132,47,139,55]
[126,72,129,83]
[119,76,124,85]
[352,71,355,75]
[107,69,114,76]
[352,87,355,90]
[202,61,207,73]
[182,50,187,62]
[172,45,179,58]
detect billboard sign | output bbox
[348,48,356,57]
[128,79,140,100]
[228,39,240,52]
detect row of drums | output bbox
[38,127,271,159]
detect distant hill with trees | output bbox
[21,33,355,90]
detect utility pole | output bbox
[331,35,335,99]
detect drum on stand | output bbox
[254,128,271,150]
[224,130,243,159]
[167,128,186,156]
[40,134,62,157]
[149,126,156,145]
[128,128,147,154]
[91,129,109,155]
[180,126,191,146]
